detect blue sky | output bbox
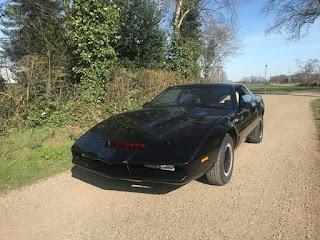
[225,0,320,81]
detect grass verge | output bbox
[0,126,84,194]
[245,83,320,94]
[311,98,320,139]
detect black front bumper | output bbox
[72,152,198,185]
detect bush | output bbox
[0,68,195,135]
[63,68,190,128]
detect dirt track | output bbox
[1,93,320,240]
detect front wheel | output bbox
[206,134,234,186]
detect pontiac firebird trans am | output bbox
[72,83,264,186]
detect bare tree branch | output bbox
[177,9,191,28]
[262,0,320,41]
[200,18,242,81]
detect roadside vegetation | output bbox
[245,83,320,94]
[312,98,320,120]
[0,69,187,194]
[0,127,76,194]
[312,98,320,138]
[241,58,320,94]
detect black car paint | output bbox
[72,83,264,185]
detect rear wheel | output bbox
[206,134,234,186]
[247,118,263,143]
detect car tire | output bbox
[247,118,263,143]
[206,134,234,186]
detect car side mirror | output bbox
[143,102,150,108]
[242,94,252,103]
[239,95,252,109]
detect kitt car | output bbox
[72,83,264,186]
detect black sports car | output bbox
[72,83,264,185]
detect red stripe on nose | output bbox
[108,141,145,149]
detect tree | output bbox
[296,58,320,83]
[219,69,228,82]
[180,2,203,76]
[210,67,228,82]
[166,0,243,79]
[168,0,203,79]
[180,3,201,41]
[171,0,199,33]
[262,0,320,41]
[201,19,241,81]
[1,0,66,62]
[66,0,120,86]
[114,0,166,69]
[168,34,199,78]
[270,74,289,83]
[165,0,242,33]
[0,74,5,91]
[239,75,265,83]
[1,0,70,103]
[239,77,250,83]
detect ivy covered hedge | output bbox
[0,69,193,134]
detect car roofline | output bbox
[167,82,243,90]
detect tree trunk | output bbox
[173,0,183,31]
[46,51,52,103]
[158,0,162,15]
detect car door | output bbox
[243,85,261,128]
[232,86,254,143]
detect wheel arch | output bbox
[227,127,239,149]
[194,120,239,176]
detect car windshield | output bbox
[148,86,234,110]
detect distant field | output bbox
[245,83,320,94]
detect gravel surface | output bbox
[1,93,320,240]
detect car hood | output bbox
[72,107,233,165]
[82,106,232,145]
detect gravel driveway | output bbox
[1,93,320,240]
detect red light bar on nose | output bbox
[108,141,145,148]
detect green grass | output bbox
[245,83,320,94]
[0,127,82,194]
[312,98,320,138]
[312,98,320,120]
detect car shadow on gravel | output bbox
[195,175,210,184]
[71,166,182,195]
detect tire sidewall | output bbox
[258,118,263,141]
[219,134,234,184]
